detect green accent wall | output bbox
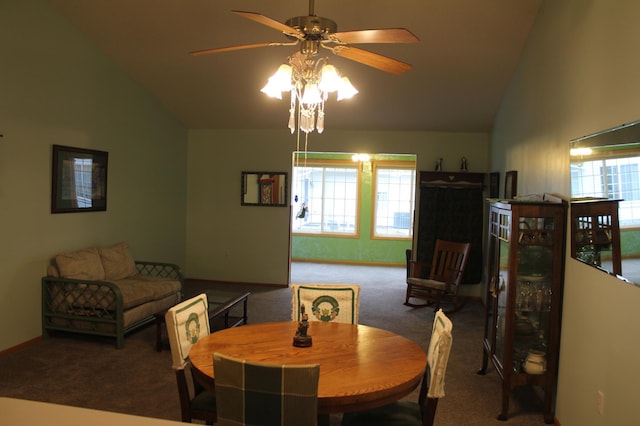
[291,153,414,265]
[622,229,640,258]
[596,229,640,261]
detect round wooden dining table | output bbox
[188,321,427,415]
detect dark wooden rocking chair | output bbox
[404,239,471,313]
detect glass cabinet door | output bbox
[494,238,510,367]
[513,215,555,372]
[488,207,511,370]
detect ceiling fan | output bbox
[189,0,419,75]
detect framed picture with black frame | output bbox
[51,145,108,213]
[489,172,500,198]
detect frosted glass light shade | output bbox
[301,83,322,105]
[261,64,293,98]
[337,77,358,101]
[318,64,342,93]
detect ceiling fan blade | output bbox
[330,28,419,45]
[331,46,412,75]
[232,10,305,39]
[190,41,297,56]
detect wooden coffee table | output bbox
[189,321,427,415]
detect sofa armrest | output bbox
[135,261,184,284]
[42,276,123,317]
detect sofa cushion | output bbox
[111,280,155,310]
[56,248,105,281]
[118,274,182,300]
[99,242,137,281]
[46,263,60,278]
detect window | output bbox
[291,163,359,235]
[373,165,416,238]
[74,158,94,208]
[571,156,640,226]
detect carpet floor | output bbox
[0,262,549,425]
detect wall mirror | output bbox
[570,120,640,284]
[241,171,288,207]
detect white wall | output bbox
[492,0,640,423]
[186,129,489,284]
[0,1,188,351]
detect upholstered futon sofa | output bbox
[42,242,182,349]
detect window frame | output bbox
[371,161,416,240]
[571,149,640,228]
[291,159,361,237]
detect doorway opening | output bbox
[289,151,416,273]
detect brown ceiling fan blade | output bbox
[190,41,296,56]
[232,10,305,39]
[331,46,412,75]
[330,28,419,44]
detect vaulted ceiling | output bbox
[49,0,541,132]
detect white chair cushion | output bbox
[427,309,453,398]
[406,277,447,291]
[165,293,210,370]
[291,284,361,324]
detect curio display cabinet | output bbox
[478,196,567,423]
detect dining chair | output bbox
[341,308,453,426]
[291,283,361,324]
[404,239,471,313]
[165,293,217,424]
[213,352,320,426]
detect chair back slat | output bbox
[430,240,471,292]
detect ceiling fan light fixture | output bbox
[194,1,418,134]
[265,53,357,134]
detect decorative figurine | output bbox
[296,202,308,219]
[293,304,312,347]
[435,157,443,171]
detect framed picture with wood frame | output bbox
[51,145,108,213]
[504,170,518,199]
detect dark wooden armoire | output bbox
[414,171,485,284]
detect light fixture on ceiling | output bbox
[570,147,593,156]
[261,41,358,134]
[351,153,370,162]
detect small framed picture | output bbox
[489,172,500,198]
[504,170,518,199]
[51,145,108,213]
